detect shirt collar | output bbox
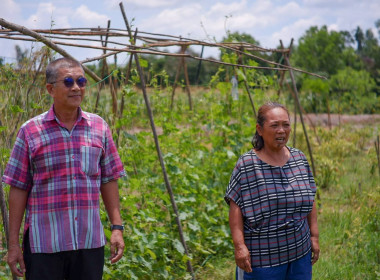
[43,105,90,123]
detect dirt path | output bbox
[297,114,380,127]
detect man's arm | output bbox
[100,180,125,263]
[8,186,28,277]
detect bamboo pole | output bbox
[170,45,184,110]
[181,46,193,111]
[0,20,328,79]
[281,40,316,177]
[119,2,195,277]
[0,18,101,83]
[195,45,204,85]
[237,49,257,118]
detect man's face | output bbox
[46,66,86,112]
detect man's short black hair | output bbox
[46,57,83,84]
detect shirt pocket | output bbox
[80,146,102,176]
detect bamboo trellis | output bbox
[0,3,326,278]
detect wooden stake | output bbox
[281,40,317,177]
[119,2,195,277]
[237,49,257,118]
[170,45,183,110]
[181,46,193,111]
[0,18,101,82]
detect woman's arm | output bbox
[229,200,252,272]
[307,201,320,265]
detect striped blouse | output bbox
[225,147,316,267]
[3,105,126,253]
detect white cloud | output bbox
[0,0,21,20]
[140,4,203,37]
[25,3,71,29]
[108,0,178,9]
[73,5,109,26]
[269,16,322,47]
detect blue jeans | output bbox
[236,251,312,280]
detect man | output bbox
[3,57,126,279]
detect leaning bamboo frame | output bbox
[0,4,325,278]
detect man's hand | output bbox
[109,230,125,263]
[234,244,252,273]
[7,245,26,277]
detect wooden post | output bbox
[195,45,204,85]
[170,45,183,110]
[170,45,192,110]
[181,47,193,111]
[237,49,257,118]
[119,3,195,278]
[281,40,317,177]
[0,18,101,82]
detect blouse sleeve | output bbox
[224,156,243,207]
[301,151,317,194]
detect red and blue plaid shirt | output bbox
[3,105,126,253]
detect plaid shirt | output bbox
[3,105,126,253]
[225,147,316,267]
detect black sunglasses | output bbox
[51,77,87,88]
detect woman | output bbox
[225,102,319,280]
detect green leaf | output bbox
[10,105,25,113]
[146,248,157,260]
[139,58,148,68]
[172,239,185,255]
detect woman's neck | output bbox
[255,146,290,167]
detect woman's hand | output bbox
[234,244,252,272]
[307,201,320,265]
[310,236,320,265]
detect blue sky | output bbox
[1,0,380,64]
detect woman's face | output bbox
[257,107,291,151]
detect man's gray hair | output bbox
[46,57,84,84]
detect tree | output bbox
[329,67,379,113]
[293,26,346,76]
[355,25,380,94]
[15,45,28,68]
[354,26,365,52]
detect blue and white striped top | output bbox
[225,147,316,267]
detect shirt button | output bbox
[75,217,78,221]
[72,155,75,159]
[73,176,76,179]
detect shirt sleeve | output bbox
[2,127,33,191]
[301,151,317,194]
[224,157,242,207]
[100,122,126,184]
